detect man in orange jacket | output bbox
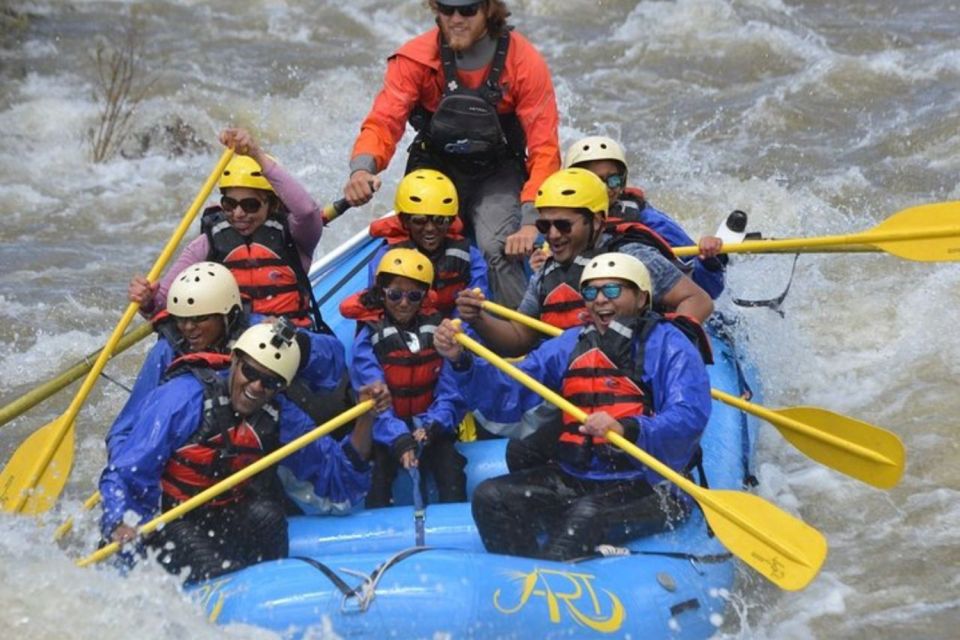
[343,1,561,308]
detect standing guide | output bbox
[343,0,561,307]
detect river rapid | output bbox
[1,1,958,638]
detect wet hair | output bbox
[429,1,511,39]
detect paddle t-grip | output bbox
[716,210,748,244]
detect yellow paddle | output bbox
[0,323,154,429]
[450,325,826,591]
[671,201,960,261]
[480,300,905,489]
[76,400,373,567]
[0,149,235,515]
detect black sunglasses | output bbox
[239,360,286,391]
[436,2,484,17]
[383,288,426,303]
[534,218,580,235]
[407,214,452,227]
[581,283,627,302]
[221,196,265,214]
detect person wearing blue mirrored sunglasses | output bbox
[434,252,712,561]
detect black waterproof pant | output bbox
[366,434,468,508]
[505,420,563,472]
[471,465,687,561]
[148,496,288,583]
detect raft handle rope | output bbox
[730,237,799,317]
[295,547,436,614]
[338,546,434,613]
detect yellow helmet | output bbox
[580,252,653,297]
[167,262,241,318]
[219,155,274,193]
[375,247,435,286]
[233,322,301,386]
[563,136,627,170]
[395,169,459,217]
[534,168,609,218]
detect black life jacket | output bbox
[407,30,526,171]
[159,353,280,509]
[556,313,712,473]
[201,206,331,333]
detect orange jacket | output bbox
[351,28,561,204]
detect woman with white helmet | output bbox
[129,127,330,331]
[105,261,246,455]
[434,252,712,560]
[561,135,727,299]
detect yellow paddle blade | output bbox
[862,201,960,261]
[698,489,827,591]
[711,390,906,489]
[674,201,960,261]
[0,418,75,514]
[773,407,905,489]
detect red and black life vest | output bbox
[201,206,325,331]
[537,221,679,328]
[556,313,712,471]
[158,353,280,509]
[369,216,472,315]
[340,293,444,419]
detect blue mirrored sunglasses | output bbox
[581,283,625,302]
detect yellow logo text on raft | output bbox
[493,567,625,633]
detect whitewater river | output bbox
[1,1,958,638]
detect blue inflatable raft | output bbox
[189,222,761,639]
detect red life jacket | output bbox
[556,313,711,471]
[202,206,318,329]
[158,352,280,508]
[339,292,444,419]
[369,216,472,315]
[538,255,594,329]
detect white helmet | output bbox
[580,252,653,298]
[232,322,301,386]
[167,262,242,318]
[563,136,627,171]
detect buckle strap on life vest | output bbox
[439,30,510,105]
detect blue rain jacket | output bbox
[449,322,711,485]
[99,370,370,536]
[635,202,726,299]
